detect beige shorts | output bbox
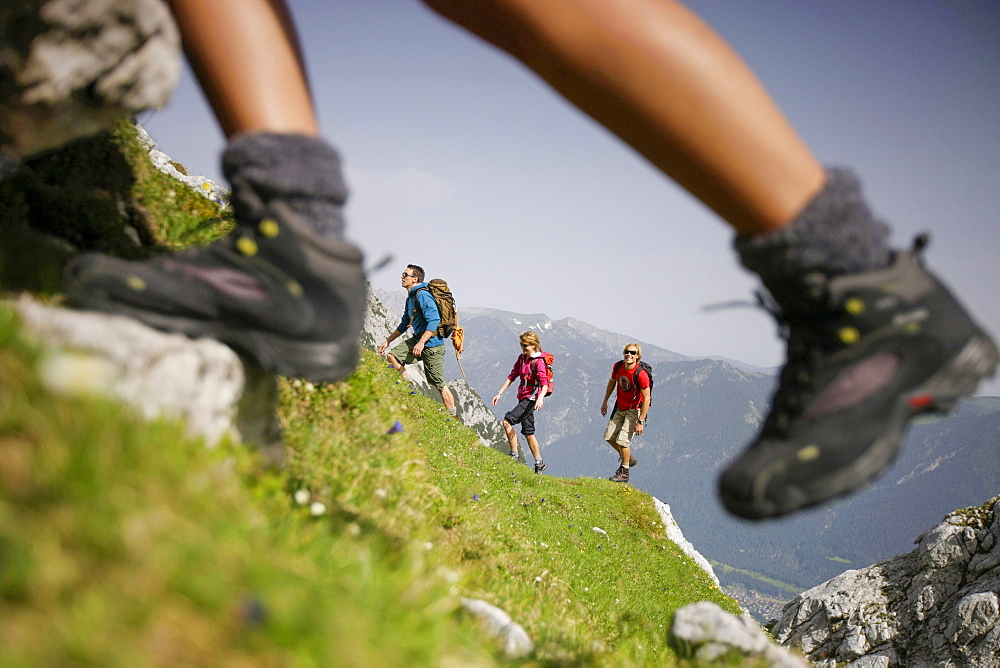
[604,407,639,448]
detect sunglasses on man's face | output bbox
[401,273,415,278]
[623,350,638,356]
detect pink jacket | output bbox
[508,353,549,401]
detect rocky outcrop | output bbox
[12,296,280,451]
[134,125,229,208]
[669,601,808,667]
[460,597,533,659]
[653,498,720,587]
[1,0,181,157]
[772,495,1000,666]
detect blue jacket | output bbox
[396,283,444,348]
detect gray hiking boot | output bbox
[719,236,999,520]
[64,179,366,382]
[609,466,630,483]
[534,459,548,474]
[629,456,638,468]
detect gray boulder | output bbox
[669,601,808,667]
[1,0,181,157]
[772,495,1000,667]
[12,296,280,451]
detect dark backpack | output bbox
[613,360,653,407]
[415,278,458,338]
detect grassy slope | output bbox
[0,122,741,665]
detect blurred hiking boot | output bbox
[719,236,999,520]
[64,181,365,383]
[534,459,548,474]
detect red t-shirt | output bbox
[612,362,650,410]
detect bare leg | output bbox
[421,0,823,234]
[385,354,409,380]
[167,0,318,137]
[502,420,519,454]
[524,434,542,462]
[438,385,456,413]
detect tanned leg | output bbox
[420,0,824,234]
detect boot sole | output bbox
[724,332,999,519]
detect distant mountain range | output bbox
[374,289,1000,619]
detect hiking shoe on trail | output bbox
[719,237,999,520]
[63,181,366,382]
[534,459,548,474]
[609,466,630,483]
[629,456,638,468]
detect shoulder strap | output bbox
[412,285,438,322]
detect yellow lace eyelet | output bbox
[236,236,258,257]
[838,327,861,345]
[259,218,280,238]
[796,445,821,462]
[845,297,866,315]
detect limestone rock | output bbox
[133,125,228,209]
[12,296,280,450]
[1,0,181,157]
[460,597,533,659]
[653,497,720,587]
[772,495,1000,666]
[669,601,808,667]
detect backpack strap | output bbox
[521,354,546,386]
[411,286,436,330]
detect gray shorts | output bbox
[390,337,446,388]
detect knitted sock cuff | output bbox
[222,132,347,239]
[734,167,892,283]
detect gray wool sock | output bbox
[734,167,892,293]
[222,132,347,240]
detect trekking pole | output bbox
[455,352,468,381]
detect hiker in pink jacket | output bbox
[492,331,549,474]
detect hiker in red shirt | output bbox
[492,331,549,474]
[601,344,651,484]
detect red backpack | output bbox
[534,352,555,396]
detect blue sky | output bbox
[142,0,1000,392]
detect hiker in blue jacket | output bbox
[378,264,457,417]
[6,0,995,520]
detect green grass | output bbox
[0,124,744,665]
